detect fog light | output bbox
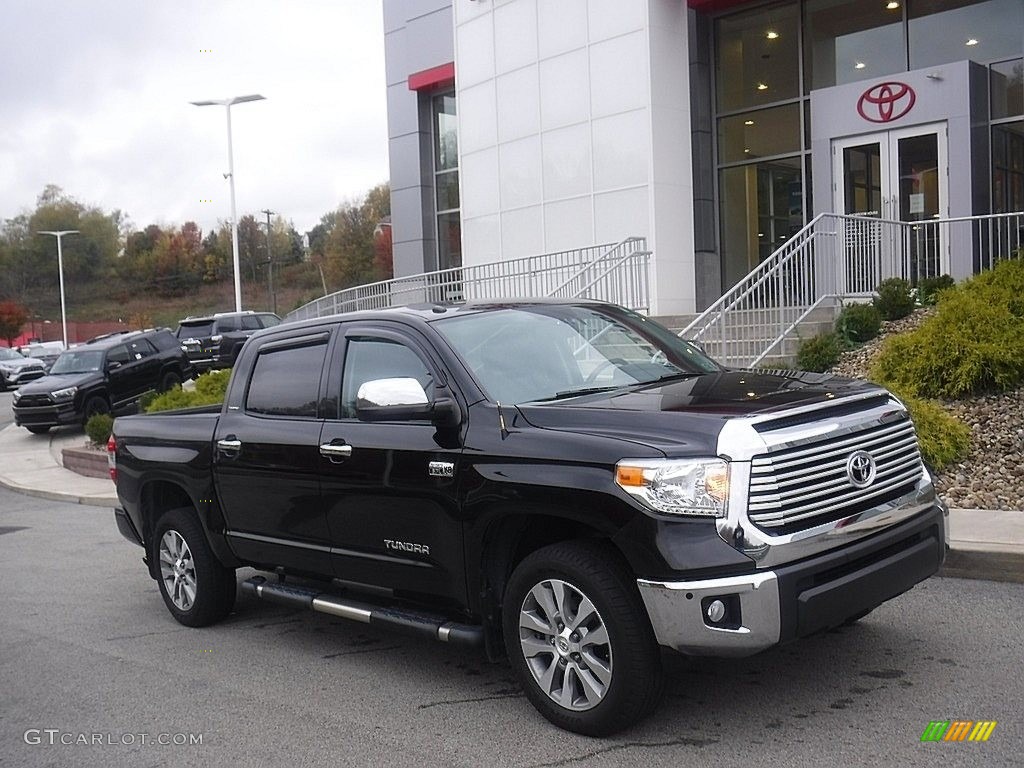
[706,599,726,623]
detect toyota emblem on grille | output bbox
[846,450,876,488]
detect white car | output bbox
[0,347,47,390]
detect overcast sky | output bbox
[0,0,388,235]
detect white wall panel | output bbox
[501,205,544,258]
[539,49,590,130]
[543,196,595,252]
[542,123,592,199]
[458,81,497,154]
[499,135,543,208]
[592,109,649,191]
[496,65,541,142]
[494,0,538,73]
[460,148,500,218]
[589,31,648,118]
[537,0,588,59]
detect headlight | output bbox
[615,458,729,517]
[211,335,222,343]
[0,363,14,372]
[12,390,21,404]
[51,386,78,401]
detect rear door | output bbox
[213,331,334,573]
[125,338,161,396]
[318,323,467,604]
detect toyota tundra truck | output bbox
[110,300,947,736]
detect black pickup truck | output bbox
[111,300,947,735]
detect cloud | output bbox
[0,0,388,233]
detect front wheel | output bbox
[153,507,236,627]
[83,396,110,421]
[26,425,50,435]
[502,541,663,736]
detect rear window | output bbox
[177,321,213,339]
[216,316,242,332]
[148,330,180,351]
[241,315,261,331]
[245,342,327,417]
[259,314,281,328]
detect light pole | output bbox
[191,94,266,312]
[36,230,79,348]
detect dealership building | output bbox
[381,0,1022,316]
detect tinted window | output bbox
[149,330,179,351]
[246,342,327,417]
[51,350,105,374]
[216,316,241,332]
[241,315,261,331]
[259,314,281,328]
[177,321,213,338]
[107,345,131,365]
[341,338,433,419]
[127,339,157,359]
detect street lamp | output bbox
[191,94,266,312]
[36,230,79,348]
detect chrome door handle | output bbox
[319,443,353,458]
[217,438,242,452]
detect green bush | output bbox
[145,369,231,413]
[873,277,915,320]
[893,390,971,470]
[916,274,955,306]
[871,259,1024,397]
[836,303,882,343]
[84,413,114,446]
[796,333,842,372]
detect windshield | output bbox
[434,305,719,405]
[177,322,213,338]
[50,350,105,374]
[0,348,22,361]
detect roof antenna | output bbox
[496,401,510,440]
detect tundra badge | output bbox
[428,461,455,478]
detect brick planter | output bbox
[62,445,110,480]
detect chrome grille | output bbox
[748,417,923,533]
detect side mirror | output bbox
[355,377,461,427]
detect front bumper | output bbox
[13,402,81,427]
[637,502,946,657]
[2,369,46,386]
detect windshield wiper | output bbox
[530,385,624,403]
[647,371,705,384]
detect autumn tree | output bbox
[0,300,28,347]
[321,183,391,290]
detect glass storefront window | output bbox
[804,0,905,91]
[909,0,1024,69]
[992,122,1024,213]
[432,92,460,270]
[718,104,802,163]
[991,59,1024,119]
[716,3,800,112]
[720,157,803,287]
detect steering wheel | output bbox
[584,358,629,385]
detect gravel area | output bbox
[828,308,1024,511]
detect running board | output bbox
[240,576,484,648]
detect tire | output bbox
[83,396,110,421]
[159,370,182,392]
[26,426,50,435]
[153,507,236,627]
[502,540,664,736]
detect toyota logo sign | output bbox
[857,81,916,123]
[846,450,877,489]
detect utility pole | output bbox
[261,208,276,314]
[36,230,79,348]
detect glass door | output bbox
[832,123,947,291]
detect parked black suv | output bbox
[176,311,281,372]
[12,328,191,434]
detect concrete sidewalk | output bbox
[0,422,1021,580]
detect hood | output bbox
[515,370,888,455]
[0,356,45,372]
[16,372,101,395]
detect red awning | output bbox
[408,62,455,92]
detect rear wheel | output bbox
[159,370,182,392]
[153,507,236,627]
[502,540,663,736]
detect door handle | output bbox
[217,437,242,454]
[320,442,353,459]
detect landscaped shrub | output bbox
[892,389,971,470]
[84,413,114,446]
[145,369,232,413]
[796,333,842,372]
[873,277,915,320]
[871,259,1024,397]
[916,274,955,306]
[835,303,882,343]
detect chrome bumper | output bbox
[637,572,780,657]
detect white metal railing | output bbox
[286,237,650,321]
[680,211,1024,368]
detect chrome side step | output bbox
[240,576,484,648]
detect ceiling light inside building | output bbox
[886,1,899,9]
[757,82,769,90]
[855,62,866,69]
[966,38,979,46]
[744,148,751,153]
[744,119,755,125]
[766,30,779,40]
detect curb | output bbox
[0,474,117,507]
[940,545,1024,584]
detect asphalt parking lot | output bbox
[1,485,1021,768]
